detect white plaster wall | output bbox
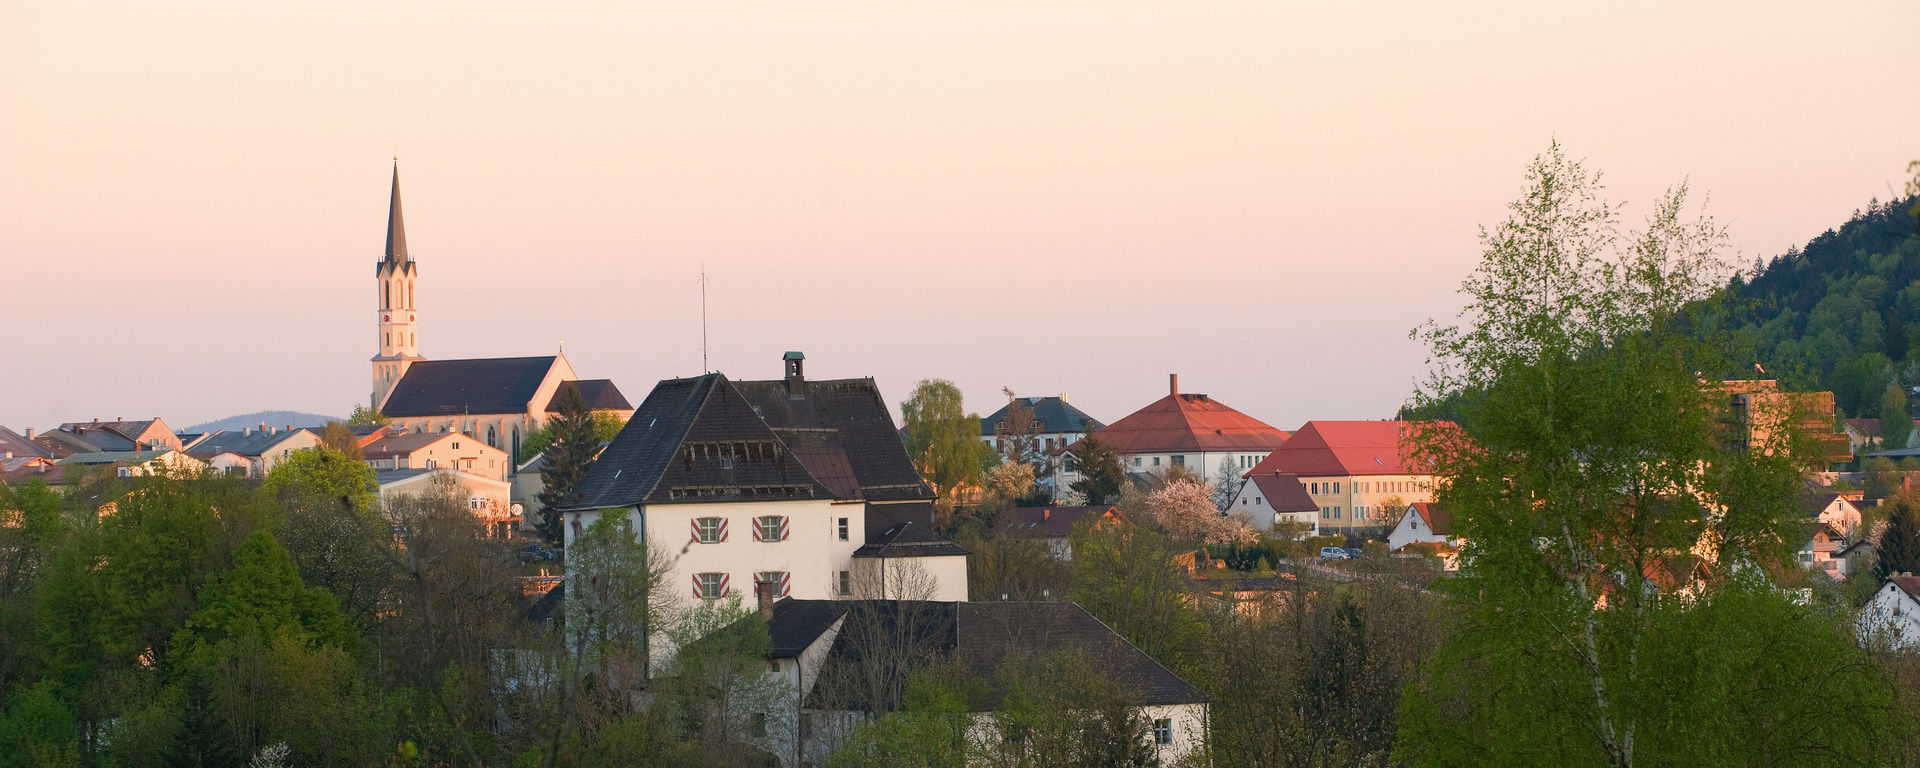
[1858,583,1920,650]
[566,499,864,602]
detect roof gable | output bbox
[1093,392,1288,454]
[380,356,561,417]
[1248,474,1318,513]
[544,379,632,413]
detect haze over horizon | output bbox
[4,1,1916,432]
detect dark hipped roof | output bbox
[381,356,560,417]
[732,377,934,503]
[800,601,1205,712]
[853,522,969,558]
[1247,474,1318,513]
[980,396,1105,437]
[544,379,632,413]
[563,374,837,510]
[767,599,851,658]
[1003,506,1121,539]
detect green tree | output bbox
[519,409,624,464]
[1877,495,1920,582]
[346,405,389,426]
[1399,142,1907,767]
[316,420,365,460]
[258,448,389,625]
[1881,383,1913,450]
[538,384,601,544]
[901,379,995,520]
[1067,520,1199,666]
[1065,434,1126,505]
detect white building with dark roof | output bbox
[1859,575,1920,650]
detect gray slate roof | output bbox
[0,426,48,459]
[564,372,934,511]
[381,356,559,417]
[185,428,311,459]
[980,396,1104,437]
[798,600,1206,712]
[853,522,969,558]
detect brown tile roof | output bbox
[1003,505,1121,539]
[1246,420,1447,478]
[1846,418,1882,437]
[1092,390,1288,455]
[1410,502,1454,536]
[0,426,48,459]
[1890,576,1920,601]
[1247,474,1317,513]
[362,431,460,459]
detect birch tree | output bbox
[1398,142,1909,767]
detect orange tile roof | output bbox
[1091,393,1289,454]
[1246,420,1448,478]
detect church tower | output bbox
[371,161,423,410]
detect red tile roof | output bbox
[1245,420,1447,478]
[1410,502,1454,536]
[1091,393,1288,454]
[1892,575,1920,601]
[1003,505,1123,538]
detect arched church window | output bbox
[408,283,414,308]
[383,281,390,308]
[511,428,521,465]
[487,425,497,448]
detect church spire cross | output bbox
[384,160,408,263]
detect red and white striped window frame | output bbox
[752,515,790,542]
[693,572,730,600]
[691,517,728,544]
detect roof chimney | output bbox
[1170,374,1179,397]
[258,422,267,433]
[783,351,806,397]
[1042,509,1051,521]
[756,580,775,621]
[23,428,33,441]
[1059,392,1069,403]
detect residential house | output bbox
[363,429,512,482]
[59,449,204,478]
[1387,502,1461,569]
[1802,490,1864,537]
[1243,420,1448,534]
[752,598,1206,768]
[1000,505,1125,560]
[1799,523,1849,579]
[184,427,321,478]
[1081,374,1289,485]
[377,468,516,535]
[1858,575,1920,650]
[978,395,1104,486]
[1845,418,1884,454]
[54,418,184,452]
[0,456,60,485]
[365,164,630,467]
[555,354,948,650]
[1224,473,1319,537]
[0,426,50,460]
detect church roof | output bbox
[384,161,408,263]
[381,356,561,417]
[544,379,631,413]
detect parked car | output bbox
[1319,546,1351,560]
[1344,547,1364,559]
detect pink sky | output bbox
[3,1,1916,432]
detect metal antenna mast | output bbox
[699,264,710,373]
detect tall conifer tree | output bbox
[539,385,598,545]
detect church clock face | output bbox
[382,313,391,322]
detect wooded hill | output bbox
[1706,196,1920,417]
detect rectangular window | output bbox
[1310,482,1319,494]
[837,570,851,596]
[693,517,725,543]
[720,455,734,469]
[837,517,849,541]
[694,572,728,600]
[1334,482,1341,493]
[1134,457,1142,467]
[754,515,789,542]
[1153,457,1161,467]
[1171,455,1185,467]
[1154,718,1172,745]
[1334,506,1342,519]
[751,712,767,737]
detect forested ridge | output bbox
[1705,196,1920,416]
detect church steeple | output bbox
[372,160,423,411]
[384,160,408,264]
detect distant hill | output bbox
[1705,196,1920,416]
[184,410,341,434]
